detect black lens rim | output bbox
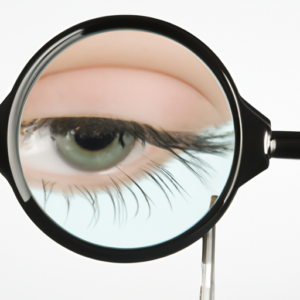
[6,15,242,263]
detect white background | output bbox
[1,1,300,299]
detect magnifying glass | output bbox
[0,15,295,299]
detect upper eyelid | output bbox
[23,67,229,132]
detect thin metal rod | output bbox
[200,225,216,300]
[200,196,217,300]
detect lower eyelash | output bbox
[40,147,217,227]
[42,180,56,209]
[28,120,233,226]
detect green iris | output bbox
[56,131,135,171]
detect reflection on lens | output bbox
[18,29,235,249]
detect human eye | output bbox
[18,30,235,249]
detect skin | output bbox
[23,67,224,131]
[19,30,232,192]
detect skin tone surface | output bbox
[19,30,233,192]
[39,29,231,120]
[23,67,224,131]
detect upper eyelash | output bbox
[21,117,233,153]
[22,117,234,226]
[22,117,233,185]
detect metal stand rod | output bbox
[200,196,217,300]
[200,225,215,300]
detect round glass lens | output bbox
[18,29,235,249]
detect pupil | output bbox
[74,133,115,151]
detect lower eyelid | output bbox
[20,141,173,192]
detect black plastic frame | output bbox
[0,15,271,263]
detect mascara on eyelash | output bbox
[21,117,234,153]
[21,117,233,183]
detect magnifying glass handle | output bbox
[270,131,300,159]
[200,225,216,300]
